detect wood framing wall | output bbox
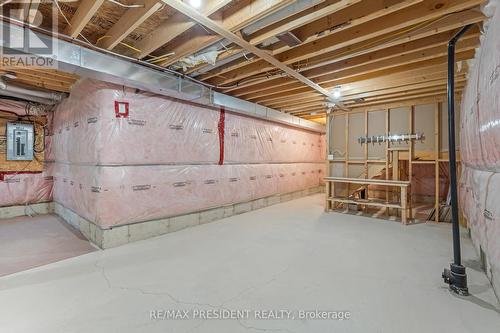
[326,100,460,222]
[0,114,46,172]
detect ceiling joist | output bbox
[160,0,346,102]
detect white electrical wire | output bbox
[107,0,145,8]
[53,0,92,44]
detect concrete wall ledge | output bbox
[52,186,325,249]
[0,202,53,219]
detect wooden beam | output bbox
[204,0,483,86]
[18,1,39,24]
[134,0,232,58]
[64,0,105,38]
[344,89,463,108]
[158,0,295,67]
[98,0,163,50]
[241,49,475,102]
[287,81,466,113]
[200,0,423,82]
[249,0,363,45]
[303,95,452,116]
[262,73,449,106]
[189,0,366,74]
[257,63,461,104]
[228,28,479,97]
[161,0,340,101]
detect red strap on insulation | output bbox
[218,107,225,165]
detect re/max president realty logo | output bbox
[0,1,58,68]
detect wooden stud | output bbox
[408,105,414,221]
[386,108,390,214]
[435,102,441,222]
[325,112,331,211]
[401,186,408,224]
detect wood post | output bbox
[435,102,441,222]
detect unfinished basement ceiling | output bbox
[3,0,487,121]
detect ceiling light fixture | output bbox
[332,86,342,99]
[188,0,202,8]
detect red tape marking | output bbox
[218,107,225,165]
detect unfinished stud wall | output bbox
[326,100,460,220]
[49,79,325,234]
[0,101,53,208]
[459,2,500,298]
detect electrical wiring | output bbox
[213,10,469,90]
[107,0,145,8]
[53,0,92,44]
[0,12,241,90]
[97,35,146,54]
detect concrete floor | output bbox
[0,194,499,333]
[0,214,95,277]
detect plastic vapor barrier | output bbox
[460,2,500,295]
[52,80,221,165]
[223,114,322,163]
[52,162,324,227]
[47,79,325,228]
[52,79,323,165]
[0,164,53,207]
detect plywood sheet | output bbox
[389,107,410,149]
[414,104,435,153]
[331,114,346,160]
[368,110,386,160]
[348,112,364,159]
[0,117,45,172]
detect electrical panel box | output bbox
[6,122,34,161]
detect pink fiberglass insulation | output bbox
[460,4,500,296]
[0,164,53,207]
[223,113,323,163]
[48,79,325,230]
[52,162,324,227]
[411,163,449,200]
[0,99,30,116]
[52,79,323,165]
[52,80,220,165]
[459,167,500,294]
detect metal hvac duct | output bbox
[0,79,64,105]
[0,20,324,133]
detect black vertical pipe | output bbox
[442,24,473,296]
[447,24,472,266]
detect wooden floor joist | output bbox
[159,0,344,102]
[2,0,488,118]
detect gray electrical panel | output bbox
[6,122,34,161]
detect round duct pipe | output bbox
[0,90,55,105]
[0,79,64,104]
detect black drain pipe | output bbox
[441,24,473,296]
